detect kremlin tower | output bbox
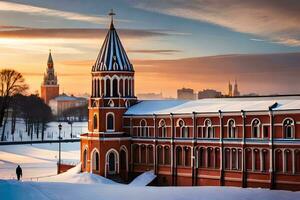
[41,50,59,104]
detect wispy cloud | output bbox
[128,49,181,55]
[0,27,169,39]
[0,1,107,24]
[128,0,300,46]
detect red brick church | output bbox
[80,12,300,190]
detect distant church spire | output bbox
[228,81,232,96]
[233,79,240,96]
[47,49,54,68]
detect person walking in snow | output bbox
[16,165,22,181]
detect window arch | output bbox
[112,78,118,97]
[251,119,261,138]
[83,148,88,170]
[93,114,98,130]
[106,113,114,131]
[105,78,111,97]
[140,119,147,137]
[159,119,167,138]
[204,119,213,138]
[283,118,294,138]
[177,119,188,138]
[176,146,183,166]
[227,119,236,138]
[91,149,99,171]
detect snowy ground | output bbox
[0,120,87,142]
[0,144,299,200]
[1,166,299,200]
[0,143,79,180]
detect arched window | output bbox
[83,148,87,169]
[159,120,167,138]
[176,146,183,166]
[184,147,191,167]
[232,148,237,170]
[112,78,118,97]
[125,79,128,96]
[97,79,100,97]
[120,149,127,170]
[92,150,99,171]
[228,119,236,138]
[106,113,114,131]
[158,146,163,165]
[105,78,111,97]
[204,119,213,138]
[93,114,98,130]
[198,147,206,168]
[283,119,294,138]
[147,146,154,164]
[140,119,147,137]
[252,119,260,138]
[164,146,170,165]
[177,119,188,138]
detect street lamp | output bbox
[58,123,62,173]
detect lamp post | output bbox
[58,123,62,173]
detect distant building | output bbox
[41,50,59,104]
[228,81,233,96]
[177,88,195,100]
[233,80,240,96]
[198,89,222,99]
[228,80,240,97]
[137,92,163,100]
[49,94,87,116]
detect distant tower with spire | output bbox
[41,50,59,104]
[233,79,240,96]
[228,81,233,96]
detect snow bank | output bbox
[40,164,119,185]
[129,171,156,186]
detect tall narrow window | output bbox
[112,78,118,97]
[252,119,260,138]
[283,119,294,138]
[93,114,98,130]
[106,113,114,131]
[92,150,99,171]
[228,119,236,138]
[140,119,147,137]
[105,78,111,97]
[159,120,167,138]
[204,119,213,138]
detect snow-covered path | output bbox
[0,143,79,180]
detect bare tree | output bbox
[0,69,28,141]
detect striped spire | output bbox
[92,10,133,72]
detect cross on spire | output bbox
[109,9,116,29]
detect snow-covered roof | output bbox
[53,94,79,101]
[125,97,300,115]
[92,20,133,72]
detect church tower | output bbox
[81,10,136,179]
[41,50,59,104]
[233,79,240,96]
[228,81,232,97]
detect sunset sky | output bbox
[0,0,300,97]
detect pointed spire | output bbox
[109,9,116,30]
[47,49,54,68]
[92,9,133,72]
